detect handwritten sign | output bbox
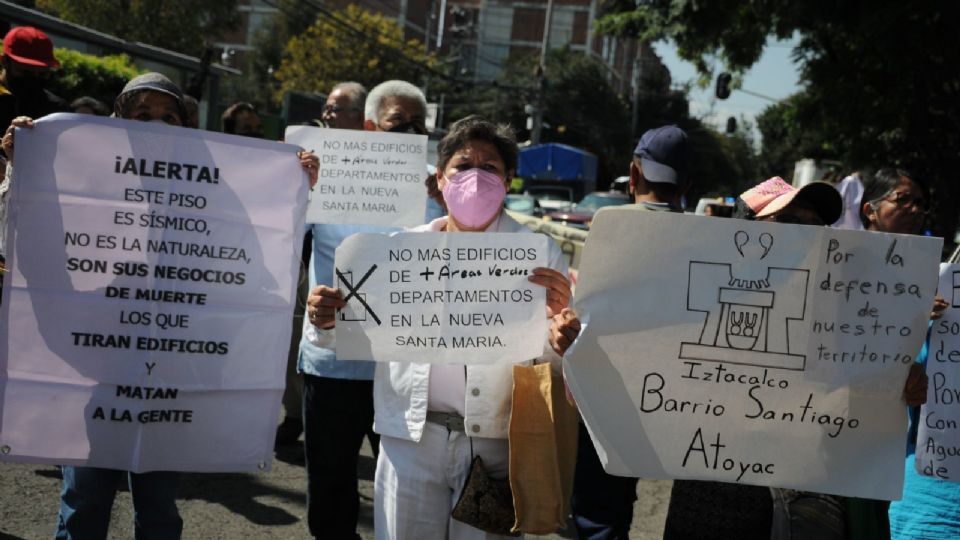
[285,126,427,227]
[915,263,960,481]
[0,114,306,472]
[564,208,941,500]
[333,232,549,364]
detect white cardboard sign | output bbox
[0,114,307,472]
[564,208,941,500]
[285,125,428,227]
[333,232,549,364]
[915,263,960,481]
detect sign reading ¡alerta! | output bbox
[0,114,306,473]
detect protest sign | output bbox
[0,114,307,473]
[285,125,428,227]
[564,208,941,499]
[915,263,960,481]
[333,232,549,364]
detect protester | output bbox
[569,125,692,540]
[305,115,571,539]
[2,71,317,540]
[221,101,263,138]
[297,80,382,540]
[865,169,960,539]
[553,177,844,539]
[278,82,370,452]
[359,80,444,222]
[69,96,109,116]
[322,82,366,130]
[0,26,67,135]
[7,72,192,540]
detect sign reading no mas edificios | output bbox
[333,232,550,364]
[285,126,428,227]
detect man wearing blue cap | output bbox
[557,125,692,540]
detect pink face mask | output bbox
[442,168,507,228]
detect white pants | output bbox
[374,422,518,540]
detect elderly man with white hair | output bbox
[299,79,438,540]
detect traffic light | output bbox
[716,72,732,100]
[726,116,737,134]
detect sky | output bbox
[653,36,802,145]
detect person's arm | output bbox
[549,308,581,357]
[302,284,345,349]
[902,295,949,405]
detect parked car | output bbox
[546,191,631,229]
[504,193,543,217]
[526,186,575,213]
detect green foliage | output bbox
[48,48,143,106]
[597,1,960,238]
[755,93,838,179]
[34,0,240,56]
[273,5,434,103]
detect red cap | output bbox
[2,27,60,68]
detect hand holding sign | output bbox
[528,267,572,317]
[307,285,345,329]
[550,308,581,357]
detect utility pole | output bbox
[530,0,554,145]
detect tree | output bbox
[49,48,143,106]
[596,0,960,240]
[34,0,240,57]
[437,46,755,197]
[272,5,434,103]
[754,93,838,179]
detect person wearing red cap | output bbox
[0,26,67,141]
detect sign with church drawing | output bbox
[563,208,941,500]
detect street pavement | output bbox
[0,437,670,539]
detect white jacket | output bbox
[304,212,568,441]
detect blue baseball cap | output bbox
[634,125,690,187]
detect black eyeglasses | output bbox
[879,191,928,212]
[322,104,360,115]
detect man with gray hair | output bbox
[363,80,427,134]
[300,79,437,539]
[322,82,366,130]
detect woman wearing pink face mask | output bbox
[305,116,571,539]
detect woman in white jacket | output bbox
[305,116,571,539]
